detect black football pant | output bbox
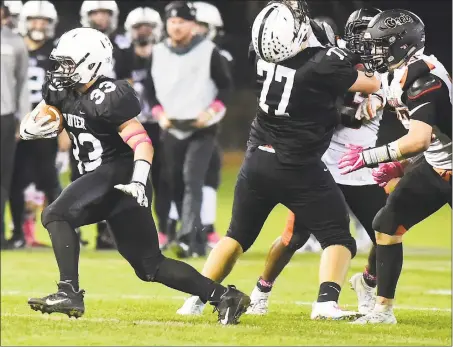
[226,148,356,257]
[41,158,225,301]
[162,130,215,250]
[0,114,17,242]
[9,139,61,239]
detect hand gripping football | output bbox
[35,105,64,134]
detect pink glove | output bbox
[372,162,404,187]
[338,144,366,175]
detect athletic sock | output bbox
[46,221,80,291]
[363,267,377,288]
[256,277,274,293]
[153,257,226,303]
[376,243,403,299]
[317,281,341,303]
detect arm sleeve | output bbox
[106,83,142,127]
[15,38,30,117]
[210,47,233,104]
[315,50,358,95]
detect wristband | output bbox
[131,160,151,186]
[362,141,403,167]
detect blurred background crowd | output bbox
[1,0,451,255]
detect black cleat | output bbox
[212,285,251,325]
[28,282,85,318]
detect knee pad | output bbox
[318,232,357,259]
[226,228,253,252]
[372,206,407,236]
[282,231,310,252]
[41,203,66,227]
[133,252,165,282]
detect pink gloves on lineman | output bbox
[372,162,404,187]
[338,144,366,174]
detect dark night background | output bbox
[49,1,453,149]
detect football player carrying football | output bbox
[20,27,250,325]
[176,0,381,320]
[339,9,451,324]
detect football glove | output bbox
[372,162,404,187]
[338,144,366,174]
[19,113,59,140]
[114,182,148,207]
[355,94,384,121]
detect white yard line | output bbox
[427,289,452,296]
[2,290,451,313]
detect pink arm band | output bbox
[151,105,164,119]
[133,137,152,151]
[209,100,225,113]
[121,130,147,143]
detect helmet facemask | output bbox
[47,53,92,89]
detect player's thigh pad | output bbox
[42,159,133,228]
[226,149,277,251]
[373,159,451,236]
[107,206,163,281]
[281,211,311,251]
[283,162,356,257]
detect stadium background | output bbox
[51,0,452,150]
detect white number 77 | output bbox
[257,59,295,117]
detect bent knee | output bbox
[133,252,165,282]
[41,203,66,227]
[318,231,357,259]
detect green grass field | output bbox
[1,164,452,346]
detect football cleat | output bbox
[211,285,251,325]
[310,301,362,321]
[28,281,85,318]
[351,305,397,325]
[349,272,376,315]
[246,286,270,315]
[176,296,205,315]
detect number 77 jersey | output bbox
[42,77,141,175]
[249,46,360,165]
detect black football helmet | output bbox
[360,9,425,73]
[344,7,382,54]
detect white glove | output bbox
[20,112,59,140]
[55,151,70,174]
[355,94,384,121]
[114,182,148,207]
[386,67,407,108]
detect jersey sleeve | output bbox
[406,75,442,126]
[102,80,141,126]
[314,48,359,95]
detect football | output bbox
[35,104,64,134]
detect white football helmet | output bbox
[18,1,58,41]
[192,1,223,41]
[124,7,163,44]
[252,2,312,63]
[48,27,113,88]
[4,1,23,30]
[80,0,119,35]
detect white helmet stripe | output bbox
[257,6,276,60]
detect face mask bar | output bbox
[47,52,90,89]
[360,37,389,73]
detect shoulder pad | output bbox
[407,74,442,100]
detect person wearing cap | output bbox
[146,0,233,258]
[1,0,29,248]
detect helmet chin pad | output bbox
[29,29,45,42]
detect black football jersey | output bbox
[249,46,358,165]
[126,47,153,123]
[28,40,54,108]
[42,77,141,175]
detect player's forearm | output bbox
[395,133,430,159]
[132,142,154,166]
